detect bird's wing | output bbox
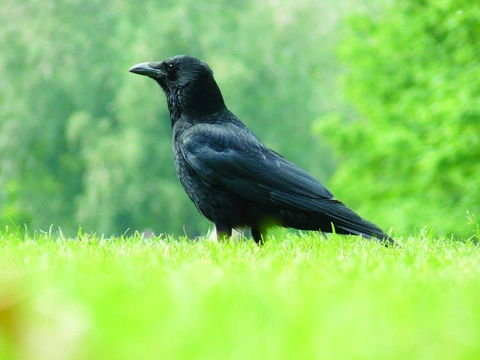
[180,124,337,212]
[180,124,393,242]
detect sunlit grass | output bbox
[1,230,479,360]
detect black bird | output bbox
[129,55,394,245]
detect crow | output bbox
[129,55,394,246]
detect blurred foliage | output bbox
[0,0,348,237]
[3,0,476,239]
[315,0,480,238]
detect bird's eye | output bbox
[166,63,174,72]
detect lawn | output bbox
[1,229,480,360]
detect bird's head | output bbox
[129,55,226,122]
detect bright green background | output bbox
[1,0,479,239]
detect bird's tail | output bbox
[321,202,396,247]
[334,222,396,247]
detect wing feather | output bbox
[180,124,334,210]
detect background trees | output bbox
[0,0,343,236]
[1,0,478,239]
[316,0,480,239]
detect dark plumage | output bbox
[129,55,394,245]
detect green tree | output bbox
[1,0,348,237]
[315,0,480,238]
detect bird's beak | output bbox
[129,61,164,79]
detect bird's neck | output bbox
[164,75,226,127]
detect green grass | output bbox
[1,229,480,360]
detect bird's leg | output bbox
[251,227,264,245]
[215,224,232,242]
